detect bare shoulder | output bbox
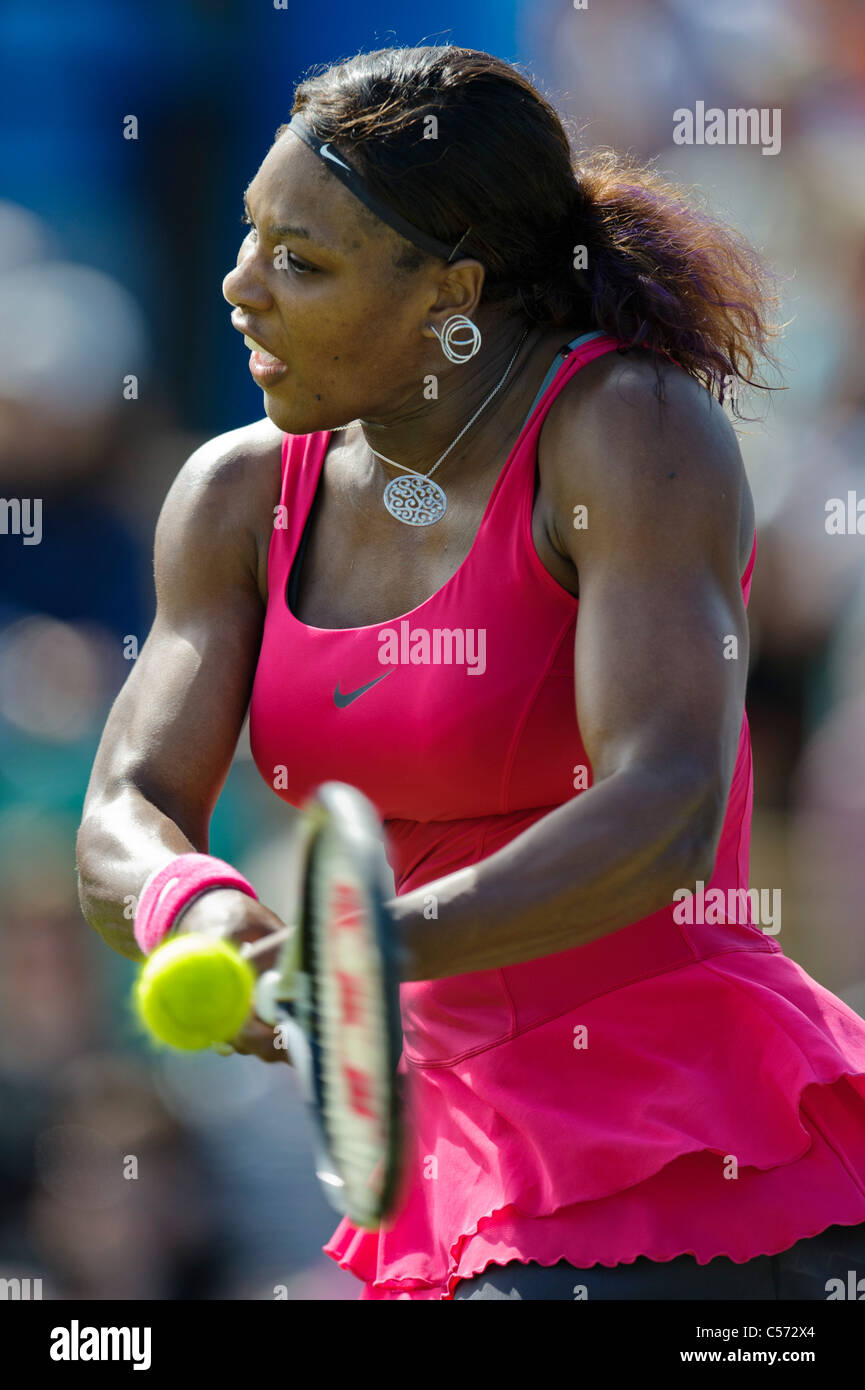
[537,348,753,569]
[163,416,283,521]
[156,417,284,602]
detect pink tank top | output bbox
[251,333,730,883]
[248,333,865,1299]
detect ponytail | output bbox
[565,152,782,410]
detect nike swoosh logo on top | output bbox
[320,143,352,171]
[333,670,394,708]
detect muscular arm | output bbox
[394,357,754,980]
[76,421,281,961]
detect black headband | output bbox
[285,112,467,263]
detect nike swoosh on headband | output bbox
[319,142,352,172]
[285,112,463,264]
[333,670,395,708]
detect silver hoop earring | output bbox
[432,313,482,364]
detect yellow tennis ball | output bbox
[134,933,255,1051]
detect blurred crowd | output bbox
[1,0,863,1298]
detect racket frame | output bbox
[256,782,404,1229]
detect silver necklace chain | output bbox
[367,325,530,483]
[332,325,532,526]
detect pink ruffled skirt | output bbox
[323,911,865,1299]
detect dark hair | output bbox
[284,45,781,412]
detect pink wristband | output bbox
[134,853,258,955]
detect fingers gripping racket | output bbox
[251,782,404,1229]
[135,782,404,1230]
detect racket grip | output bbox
[254,969,282,1027]
[134,854,258,955]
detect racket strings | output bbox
[309,843,392,1210]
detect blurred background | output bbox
[1,0,863,1299]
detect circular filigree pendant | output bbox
[382,474,447,526]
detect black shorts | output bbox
[450,1220,865,1300]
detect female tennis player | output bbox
[78,45,865,1300]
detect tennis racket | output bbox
[252,781,404,1230]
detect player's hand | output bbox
[226,1012,293,1064]
[178,887,294,1065]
